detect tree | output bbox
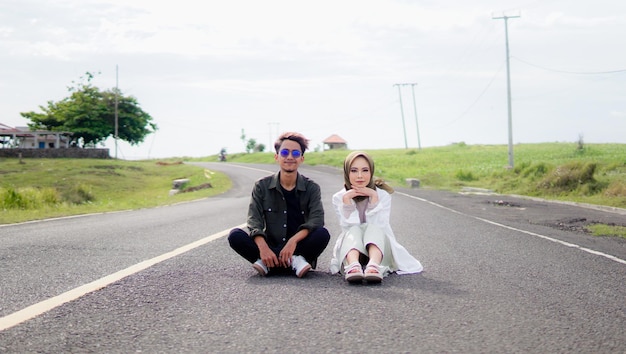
[240,129,247,150]
[20,72,157,147]
[245,138,257,154]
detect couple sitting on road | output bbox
[228,132,423,284]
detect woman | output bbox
[330,151,423,283]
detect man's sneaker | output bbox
[291,255,311,278]
[252,259,268,276]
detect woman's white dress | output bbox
[329,187,424,276]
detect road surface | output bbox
[1,162,625,353]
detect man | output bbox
[228,132,331,277]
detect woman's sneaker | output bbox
[252,259,268,276]
[291,255,311,278]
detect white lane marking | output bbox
[399,192,626,266]
[226,164,274,173]
[196,162,274,174]
[0,211,129,228]
[0,223,245,332]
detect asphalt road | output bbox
[1,162,625,353]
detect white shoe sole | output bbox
[295,263,311,278]
[252,263,268,276]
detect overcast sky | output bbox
[1,0,624,159]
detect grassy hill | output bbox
[0,159,231,224]
[2,142,625,227]
[223,142,626,208]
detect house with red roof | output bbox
[323,134,348,151]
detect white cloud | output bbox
[1,0,625,158]
[610,110,626,118]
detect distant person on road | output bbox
[228,132,330,278]
[330,151,423,284]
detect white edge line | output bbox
[222,163,275,173]
[398,192,626,266]
[0,223,245,332]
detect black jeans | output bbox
[228,227,330,270]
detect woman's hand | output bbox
[350,185,376,198]
[343,186,378,205]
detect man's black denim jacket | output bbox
[246,171,325,247]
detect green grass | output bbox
[0,158,231,224]
[217,142,626,238]
[2,142,626,227]
[587,224,626,239]
[205,142,626,208]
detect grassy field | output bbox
[2,142,626,237]
[0,158,231,224]
[213,142,626,238]
[219,142,626,207]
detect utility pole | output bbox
[393,84,408,149]
[395,83,421,150]
[493,13,520,168]
[268,122,279,152]
[406,83,421,150]
[114,65,119,159]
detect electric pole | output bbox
[393,84,408,149]
[268,122,279,152]
[493,13,519,168]
[407,83,421,150]
[115,65,119,159]
[395,83,422,150]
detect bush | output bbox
[538,162,596,192]
[62,184,95,204]
[522,162,549,178]
[40,188,60,204]
[513,161,530,174]
[406,149,418,156]
[0,186,60,209]
[605,181,626,197]
[1,187,24,209]
[455,169,476,182]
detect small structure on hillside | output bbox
[0,123,73,149]
[0,122,108,158]
[323,134,348,151]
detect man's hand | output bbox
[255,236,279,268]
[279,229,308,267]
[279,240,297,267]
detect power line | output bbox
[512,56,626,75]
[435,62,505,128]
